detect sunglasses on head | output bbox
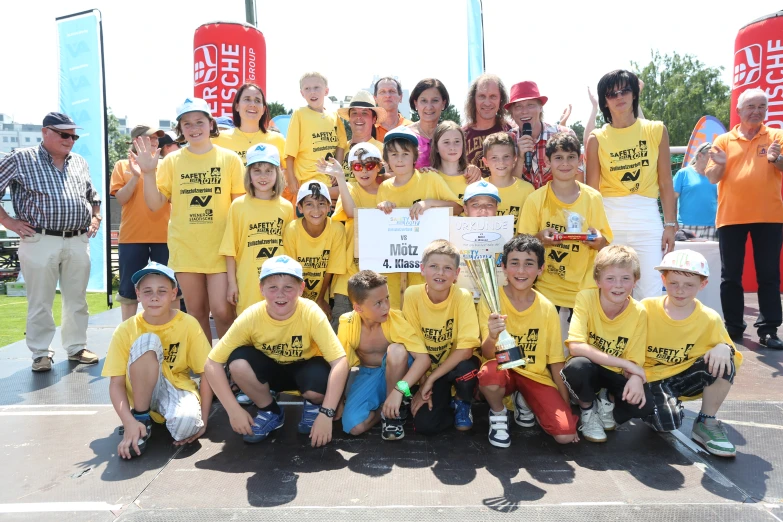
[351,161,380,172]
[47,128,80,141]
[605,87,633,100]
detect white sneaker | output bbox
[596,389,616,431]
[512,391,535,428]
[579,405,607,443]
[488,409,511,448]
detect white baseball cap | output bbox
[175,98,212,120]
[655,249,709,277]
[131,262,178,287]
[260,255,304,281]
[463,180,501,203]
[247,143,281,167]
[348,142,382,164]
[296,181,331,205]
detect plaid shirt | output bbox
[0,145,100,231]
[510,121,580,189]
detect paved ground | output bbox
[1,295,783,521]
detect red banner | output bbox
[193,22,266,117]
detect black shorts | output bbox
[226,345,330,395]
[118,243,181,300]
[645,356,736,432]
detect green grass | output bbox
[0,292,111,347]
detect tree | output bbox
[107,109,128,168]
[570,113,606,146]
[268,102,292,119]
[410,104,462,126]
[632,51,731,146]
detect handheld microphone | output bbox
[522,122,533,171]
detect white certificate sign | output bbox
[357,208,451,273]
[449,215,515,298]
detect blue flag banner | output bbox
[467,0,485,85]
[56,10,107,292]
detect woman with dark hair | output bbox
[586,69,676,299]
[213,83,286,169]
[407,78,449,169]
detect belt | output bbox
[33,228,89,238]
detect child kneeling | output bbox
[103,262,213,459]
[642,250,742,457]
[338,271,431,440]
[478,235,579,447]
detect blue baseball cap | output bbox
[175,98,212,120]
[215,116,235,129]
[383,125,419,147]
[131,262,178,287]
[260,255,304,281]
[463,180,501,203]
[246,143,280,167]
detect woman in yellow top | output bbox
[135,98,245,344]
[585,70,676,300]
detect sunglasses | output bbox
[605,87,633,100]
[351,161,380,172]
[47,128,80,141]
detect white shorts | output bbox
[128,333,203,441]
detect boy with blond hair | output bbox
[642,250,742,457]
[482,132,534,228]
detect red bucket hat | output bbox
[504,81,548,110]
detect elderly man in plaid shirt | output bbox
[0,112,102,372]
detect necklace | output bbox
[417,123,435,140]
[237,128,262,144]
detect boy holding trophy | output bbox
[475,235,579,448]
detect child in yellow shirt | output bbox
[482,132,534,228]
[338,271,431,440]
[402,240,481,434]
[220,144,294,316]
[284,72,348,201]
[642,250,742,457]
[478,235,579,448]
[102,262,213,459]
[283,181,347,320]
[204,256,348,447]
[431,121,474,204]
[562,245,654,443]
[377,126,463,304]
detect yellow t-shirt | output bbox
[494,178,535,228]
[218,195,295,314]
[341,138,384,184]
[377,170,461,297]
[331,183,378,297]
[283,217,347,301]
[156,146,244,273]
[102,311,211,421]
[517,182,613,308]
[438,172,469,205]
[566,288,647,373]
[593,119,665,199]
[213,128,286,166]
[284,106,348,184]
[402,284,480,371]
[209,298,346,364]
[479,288,564,387]
[337,309,428,368]
[642,296,743,383]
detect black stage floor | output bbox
[1,296,782,521]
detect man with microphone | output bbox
[506,81,580,189]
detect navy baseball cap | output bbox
[42,112,81,131]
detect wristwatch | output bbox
[319,406,336,418]
[663,222,677,228]
[92,214,102,221]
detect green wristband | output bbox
[395,380,412,398]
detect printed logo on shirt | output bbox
[249,218,285,237]
[571,244,580,252]
[298,250,330,270]
[164,343,180,367]
[215,187,222,194]
[261,338,304,359]
[180,169,222,185]
[189,195,213,207]
[648,343,695,365]
[510,329,540,364]
[311,128,339,154]
[758,145,769,156]
[255,246,279,259]
[548,250,568,263]
[422,318,455,367]
[189,208,214,224]
[589,332,630,357]
[620,169,641,193]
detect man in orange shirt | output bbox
[373,77,412,142]
[706,88,783,349]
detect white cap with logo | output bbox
[247,143,281,167]
[175,98,212,120]
[655,249,709,277]
[296,180,332,205]
[260,255,304,281]
[131,261,178,287]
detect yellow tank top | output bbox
[593,119,664,199]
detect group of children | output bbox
[102,71,741,461]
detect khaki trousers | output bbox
[18,233,91,359]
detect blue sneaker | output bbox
[121,410,153,458]
[298,400,320,434]
[243,408,285,443]
[452,399,473,431]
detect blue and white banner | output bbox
[466,0,485,85]
[56,10,107,292]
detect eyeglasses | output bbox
[46,128,80,141]
[605,87,633,100]
[351,161,380,172]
